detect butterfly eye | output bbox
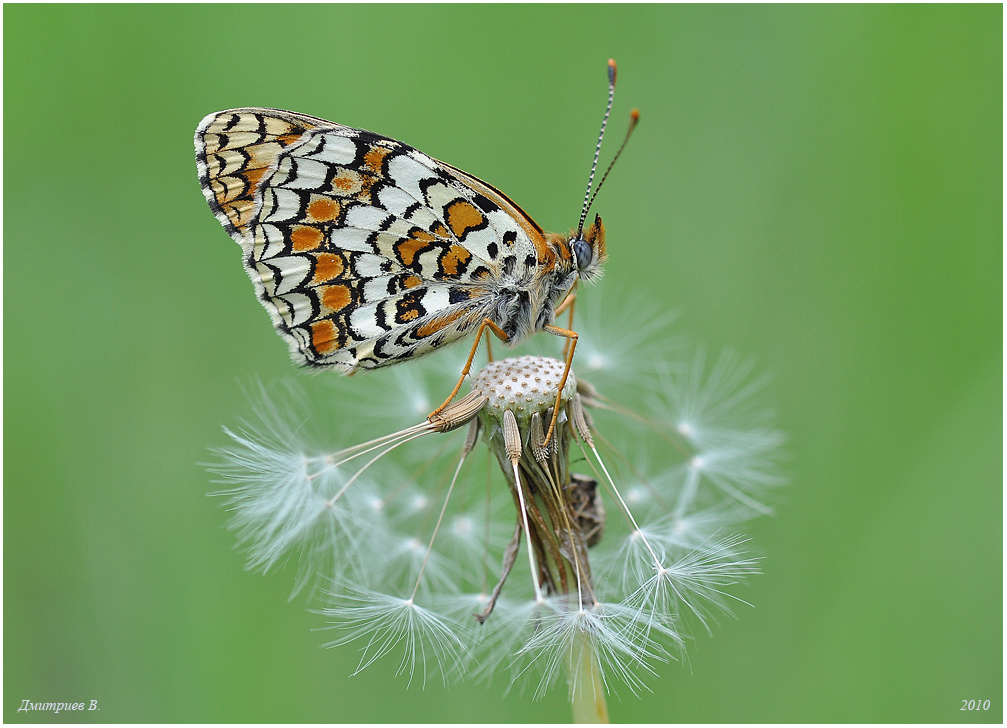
[572,238,593,271]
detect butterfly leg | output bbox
[553,290,578,358]
[555,291,577,317]
[485,325,495,362]
[429,318,510,421]
[542,324,579,446]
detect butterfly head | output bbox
[537,214,605,323]
[568,213,607,283]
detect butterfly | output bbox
[195,60,636,442]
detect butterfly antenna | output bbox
[584,108,640,215]
[577,59,618,238]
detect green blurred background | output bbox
[5,4,1001,723]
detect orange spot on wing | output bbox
[440,245,472,277]
[415,308,468,338]
[321,284,352,313]
[431,222,451,239]
[242,166,268,195]
[307,197,340,222]
[363,145,393,173]
[313,253,345,283]
[330,169,363,195]
[395,236,434,267]
[310,319,340,354]
[445,200,485,239]
[450,286,484,301]
[355,174,377,203]
[403,275,422,289]
[291,225,324,251]
[276,132,303,146]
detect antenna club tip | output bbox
[630,108,641,122]
[607,58,617,84]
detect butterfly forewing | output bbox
[196,108,544,372]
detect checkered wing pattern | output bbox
[195,108,547,372]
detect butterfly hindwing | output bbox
[196,108,545,372]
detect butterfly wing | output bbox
[195,108,546,372]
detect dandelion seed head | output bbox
[209,304,785,699]
[473,355,576,426]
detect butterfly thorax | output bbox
[493,215,607,346]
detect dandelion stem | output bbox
[568,629,609,723]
